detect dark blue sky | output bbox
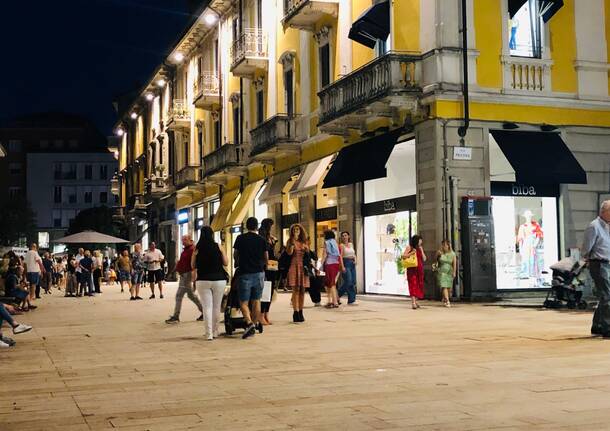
[0,0,195,134]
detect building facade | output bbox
[115,0,610,297]
[0,113,118,249]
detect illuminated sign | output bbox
[177,209,189,224]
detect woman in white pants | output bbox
[191,226,228,340]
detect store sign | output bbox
[491,182,559,198]
[453,147,472,161]
[383,200,396,212]
[177,209,189,224]
[315,206,338,222]
[230,225,242,234]
[362,195,417,217]
[281,213,300,228]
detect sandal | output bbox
[325,303,334,309]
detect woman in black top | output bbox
[191,226,228,341]
[259,218,277,325]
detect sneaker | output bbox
[206,334,213,341]
[135,296,143,300]
[314,302,321,307]
[0,336,16,347]
[165,316,179,324]
[0,340,10,348]
[160,294,164,299]
[149,294,155,299]
[13,324,32,335]
[256,322,264,333]
[347,301,359,306]
[129,297,135,301]
[196,314,204,321]
[242,324,256,339]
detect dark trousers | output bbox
[93,269,102,293]
[338,259,357,303]
[590,261,610,333]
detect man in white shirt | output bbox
[74,248,85,297]
[143,242,165,299]
[24,243,43,301]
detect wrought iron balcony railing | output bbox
[168,99,191,123]
[174,165,201,187]
[202,144,246,177]
[318,52,422,126]
[193,73,220,101]
[250,114,301,157]
[230,28,268,71]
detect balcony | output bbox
[202,144,247,183]
[318,52,423,133]
[282,0,338,30]
[174,165,201,188]
[193,73,220,110]
[250,114,302,161]
[128,193,147,210]
[501,56,553,94]
[167,99,191,130]
[112,207,125,224]
[144,176,170,199]
[230,28,268,78]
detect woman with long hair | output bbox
[322,230,343,308]
[259,218,277,325]
[403,235,427,309]
[436,240,456,307]
[191,226,228,340]
[286,224,309,323]
[338,231,357,305]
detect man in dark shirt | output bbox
[233,217,268,339]
[165,235,203,323]
[79,251,94,296]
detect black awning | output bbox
[348,0,390,49]
[322,128,402,189]
[490,130,587,185]
[539,0,563,22]
[509,0,564,22]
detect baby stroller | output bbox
[223,269,249,336]
[543,257,588,310]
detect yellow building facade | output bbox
[116,0,610,298]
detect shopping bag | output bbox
[262,280,272,302]
[402,253,418,269]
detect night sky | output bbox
[0,0,195,134]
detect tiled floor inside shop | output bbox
[2,282,610,430]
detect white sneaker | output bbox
[0,340,10,348]
[13,324,32,334]
[206,334,213,341]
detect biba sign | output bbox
[512,185,537,196]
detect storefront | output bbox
[489,130,587,291]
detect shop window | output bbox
[509,0,543,58]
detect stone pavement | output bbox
[2,282,610,431]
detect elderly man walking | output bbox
[582,200,610,337]
[165,235,203,323]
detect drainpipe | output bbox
[457,0,470,142]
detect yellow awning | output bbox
[210,188,240,232]
[225,180,264,227]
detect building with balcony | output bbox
[115,0,610,298]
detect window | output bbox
[8,162,22,175]
[319,43,331,88]
[99,191,108,204]
[53,210,62,228]
[84,191,93,203]
[53,163,62,180]
[256,90,265,125]
[213,118,221,150]
[68,139,78,148]
[65,187,77,204]
[84,164,93,180]
[284,68,294,116]
[53,139,64,149]
[63,163,77,180]
[183,134,189,167]
[54,186,62,204]
[62,210,76,228]
[509,0,542,58]
[8,140,22,152]
[8,187,21,200]
[197,127,203,164]
[233,105,240,144]
[40,140,49,149]
[100,165,108,180]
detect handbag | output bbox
[267,259,279,271]
[402,252,418,269]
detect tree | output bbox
[67,206,121,237]
[0,197,37,246]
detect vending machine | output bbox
[460,197,497,299]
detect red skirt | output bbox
[324,263,341,288]
[407,269,424,299]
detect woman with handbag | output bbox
[322,230,344,308]
[286,224,309,323]
[191,226,229,340]
[403,235,426,309]
[259,218,278,325]
[436,240,456,307]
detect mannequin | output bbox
[509,18,519,51]
[517,210,543,280]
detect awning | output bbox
[322,128,403,189]
[290,155,333,198]
[348,0,390,49]
[225,180,264,227]
[258,170,297,205]
[210,188,240,232]
[489,130,586,184]
[509,0,563,22]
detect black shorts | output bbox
[147,269,164,283]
